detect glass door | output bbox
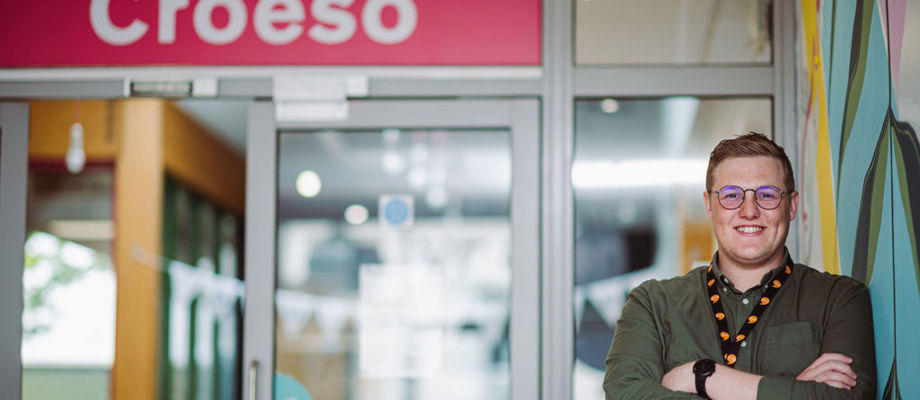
[244,99,539,400]
[1,98,248,400]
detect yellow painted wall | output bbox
[29,100,118,161]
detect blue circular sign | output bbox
[384,198,410,225]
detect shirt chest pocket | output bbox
[762,321,821,376]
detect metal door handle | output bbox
[248,360,259,400]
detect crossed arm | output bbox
[603,282,876,399]
[658,352,859,400]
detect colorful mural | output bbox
[798,0,919,398]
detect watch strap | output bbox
[695,372,711,399]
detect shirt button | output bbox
[741,341,747,347]
[742,298,750,305]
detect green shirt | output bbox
[603,252,876,399]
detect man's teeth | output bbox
[736,226,763,233]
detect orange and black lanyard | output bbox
[705,263,792,367]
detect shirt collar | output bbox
[710,248,793,293]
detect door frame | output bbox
[244,98,541,400]
[0,102,30,400]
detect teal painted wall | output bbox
[801,1,919,398]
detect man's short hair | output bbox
[706,132,796,192]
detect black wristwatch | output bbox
[693,359,716,399]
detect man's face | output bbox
[703,156,798,270]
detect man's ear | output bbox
[703,191,713,219]
[788,191,799,220]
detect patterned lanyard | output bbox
[705,263,792,367]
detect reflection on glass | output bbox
[21,231,116,399]
[571,98,771,399]
[575,0,772,65]
[276,129,512,400]
[162,178,244,400]
[22,169,115,400]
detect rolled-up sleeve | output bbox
[603,283,701,400]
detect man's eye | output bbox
[760,192,778,199]
[724,193,740,199]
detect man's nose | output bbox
[738,191,760,218]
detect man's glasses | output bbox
[710,185,789,210]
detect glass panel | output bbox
[21,99,246,400]
[22,169,115,400]
[571,97,771,399]
[575,0,772,65]
[276,128,512,400]
[163,179,244,400]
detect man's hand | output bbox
[796,353,857,390]
[661,362,697,394]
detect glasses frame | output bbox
[710,185,790,210]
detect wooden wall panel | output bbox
[162,103,245,215]
[681,220,714,275]
[112,99,164,400]
[29,100,117,161]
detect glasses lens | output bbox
[755,186,782,209]
[717,186,743,209]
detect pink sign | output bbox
[0,0,540,67]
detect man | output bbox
[603,133,875,399]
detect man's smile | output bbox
[734,225,764,234]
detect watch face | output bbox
[693,359,716,375]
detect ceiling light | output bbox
[382,150,406,176]
[66,123,86,174]
[572,159,706,188]
[408,167,426,189]
[344,204,369,225]
[383,128,401,145]
[600,98,619,114]
[295,170,322,198]
[425,186,448,209]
